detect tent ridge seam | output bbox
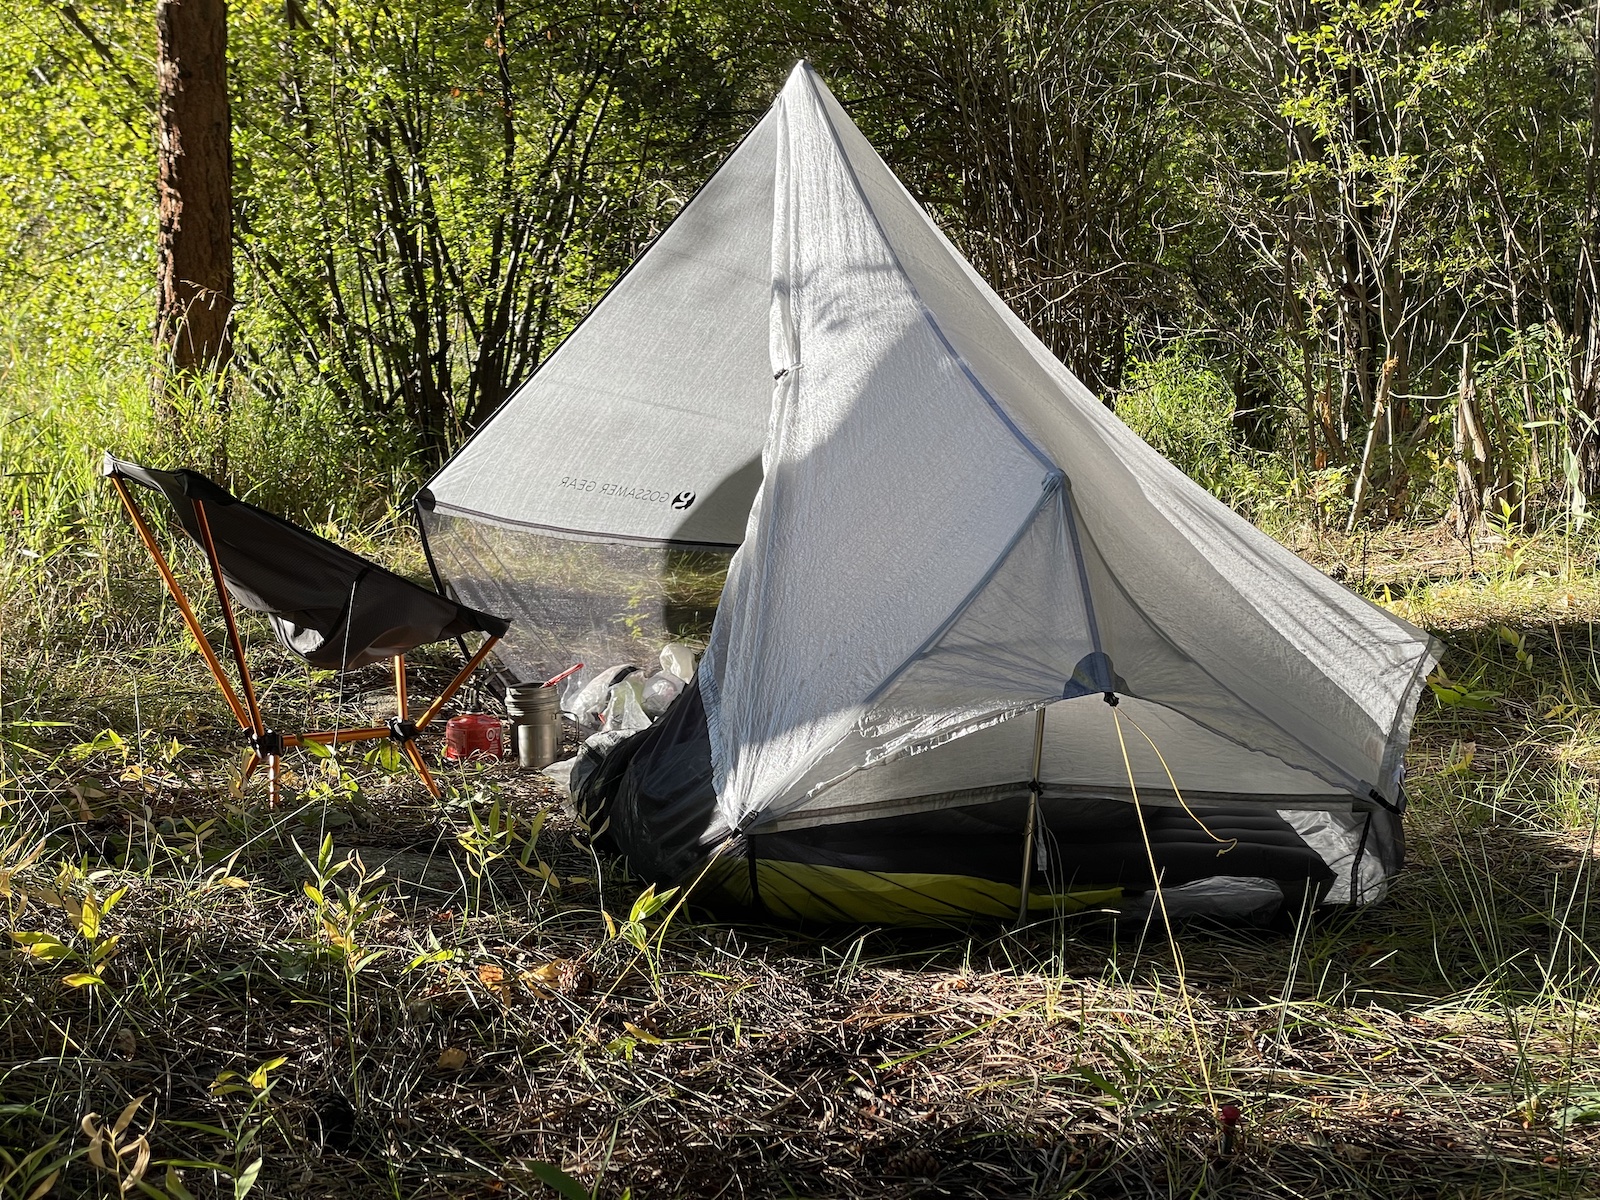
[422,105,780,491]
[800,66,1056,476]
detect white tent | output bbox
[420,63,1441,920]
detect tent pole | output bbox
[1016,705,1047,926]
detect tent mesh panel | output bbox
[419,509,730,684]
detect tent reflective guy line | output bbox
[416,63,1442,925]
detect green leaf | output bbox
[627,884,677,924]
[162,1165,198,1200]
[11,932,73,960]
[1557,1102,1600,1127]
[234,1157,263,1199]
[72,728,126,759]
[1074,1066,1127,1104]
[62,972,104,988]
[407,948,454,971]
[1427,679,1498,711]
[352,949,386,973]
[247,1056,287,1090]
[526,1162,593,1200]
[76,895,100,939]
[365,741,402,772]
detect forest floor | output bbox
[5,521,1600,1199]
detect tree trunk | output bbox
[155,0,233,395]
[1571,0,1600,499]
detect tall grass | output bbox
[0,341,430,654]
[1116,334,1589,541]
[8,324,1600,1196]
[1115,344,1298,528]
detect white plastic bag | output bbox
[659,642,697,685]
[539,755,579,796]
[640,671,682,717]
[563,664,641,729]
[600,675,651,734]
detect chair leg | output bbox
[193,501,269,740]
[414,636,501,732]
[402,738,441,799]
[393,655,409,723]
[111,479,253,733]
[194,499,289,810]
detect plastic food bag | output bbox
[563,664,641,729]
[659,642,697,685]
[641,671,682,717]
[600,675,650,734]
[539,755,579,796]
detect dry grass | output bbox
[4,521,1600,1198]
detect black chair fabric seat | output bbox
[104,455,508,670]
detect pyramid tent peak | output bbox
[418,67,1439,925]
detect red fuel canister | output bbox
[444,713,504,762]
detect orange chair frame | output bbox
[110,476,499,805]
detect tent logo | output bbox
[672,491,696,510]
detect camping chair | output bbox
[102,454,510,804]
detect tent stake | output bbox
[1016,705,1047,926]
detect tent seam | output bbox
[800,65,1057,476]
[708,87,802,826]
[1059,485,1107,675]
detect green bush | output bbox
[1115,343,1295,524]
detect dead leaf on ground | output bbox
[68,781,104,822]
[436,1047,469,1071]
[477,963,513,1004]
[519,958,594,998]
